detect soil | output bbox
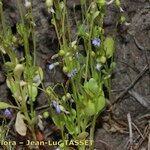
[0,0,150,150]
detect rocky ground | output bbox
[0,0,150,150]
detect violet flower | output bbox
[92,38,101,47]
[4,109,12,118]
[52,101,61,114]
[48,62,59,71]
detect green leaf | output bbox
[85,100,96,116]
[77,132,89,140]
[28,84,38,101]
[6,77,17,93]
[84,78,99,97]
[93,11,100,20]
[33,67,43,86]
[14,64,24,79]
[64,116,76,135]
[17,23,30,38]
[52,115,64,129]
[0,46,6,54]
[77,24,89,39]
[97,0,106,7]
[110,62,116,71]
[15,111,27,136]
[95,95,106,113]
[104,37,115,58]
[0,102,17,109]
[80,0,86,5]
[4,62,16,72]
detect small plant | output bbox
[0,0,119,149]
[0,0,43,141]
[45,0,116,149]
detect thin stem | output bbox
[29,5,37,66]
[61,126,67,150]
[85,18,94,82]
[16,0,30,66]
[65,1,71,43]
[52,14,62,46]
[62,0,67,47]
[89,115,97,150]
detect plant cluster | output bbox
[44,0,116,149]
[0,0,121,149]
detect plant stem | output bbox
[89,115,97,150]
[29,6,37,66]
[16,0,30,66]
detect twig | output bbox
[133,36,150,76]
[132,122,144,140]
[144,46,150,77]
[138,114,150,121]
[133,36,150,51]
[136,125,149,149]
[97,140,112,150]
[119,60,140,73]
[127,113,133,150]
[35,104,49,111]
[112,65,148,105]
[144,5,150,9]
[8,116,16,127]
[128,90,150,108]
[148,121,150,150]
[133,37,145,51]
[106,0,115,5]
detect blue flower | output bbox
[92,38,101,47]
[48,64,55,70]
[48,62,59,71]
[4,109,12,118]
[51,101,61,114]
[67,68,78,78]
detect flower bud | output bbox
[91,51,96,57]
[46,0,53,8]
[43,111,49,119]
[63,66,69,74]
[120,16,126,24]
[115,0,121,7]
[62,96,66,101]
[100,56,106,64]
[12,36,17,43]
[97,0,106,7]
[66,93,71,99]
[58,50,65,56]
